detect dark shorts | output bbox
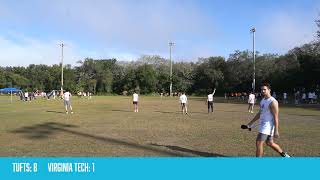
[64,100,71,107]
[256,133,273,142]
[181,103,186,106]
[208,101,213,107]
[133,101,138,105]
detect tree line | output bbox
[1,21,320,96]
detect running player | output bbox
[63,89,73,114]
[245,83,290,157]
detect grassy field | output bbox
[0,95,319,157]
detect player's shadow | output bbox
[46,110,65,114]
[154,111,207,115]
[286,113,320,117]
[111,109,132,112]
[10,122,205,157]
[150,143,227,157]
[215,110,246,113]
[110,109,209,115]
[154,110,179,114]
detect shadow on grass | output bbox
[154,110,209,115]
[286,114,320,117]
[10,122,206,157]
[110,109,209,115]
[11,122,78,139]
[154,110,179,114]
[215,110,248,113]
[150,143,227,157]
[110,109,132,113]
[110,108,243,115]
[46,110,65,114]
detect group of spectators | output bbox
[294,90,319,104]
[19,90,49,101]
[77,92,92,99]
[225,87,319,105]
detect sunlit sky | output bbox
[0,0,319,66]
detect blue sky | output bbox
[0,0,319,66]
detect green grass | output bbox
[0,95,319,157]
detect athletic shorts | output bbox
[181,103,186,106]
[208,101,213,107]
[248,103,254,105]
[133,101,138,105]
[256,133,273,142]
[64,100,71,107]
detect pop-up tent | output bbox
[0,87,22,103]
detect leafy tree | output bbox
[135,64,157,94]
[192,57,224,94]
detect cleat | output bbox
[281,152,291,157]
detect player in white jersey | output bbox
[63,90,73,114]
[283,92,288,104]
[133,91,139,112]
[245,83,290,157]
[248,92,255,113]
[207,88,216,113]
[179,92,188,115]
[24,92,29,101]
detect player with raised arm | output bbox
[207,88,216,113]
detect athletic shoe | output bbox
[66,112,68,114]
[71,112,74,114]
[280,152,291,157]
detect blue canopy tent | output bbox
[0,88,22,103]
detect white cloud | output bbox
[0,0,218,65]
[0,0,318,65]
[58,0,216,52]
[0,32,144,66]
[0,33,84,67]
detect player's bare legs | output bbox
[266,140,283,154]
[256,140,264,157]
